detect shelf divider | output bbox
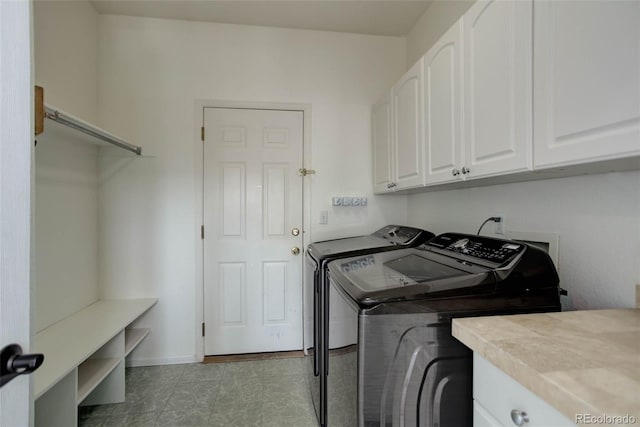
[125,328,150,357]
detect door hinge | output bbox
[201,126,205,142]
[201,225,205,239]
[298,168,316,177]
[201,322,205,337]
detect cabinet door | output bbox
[372,92,394,193]
[533,1,640,168]
[463,0,532,179]
[393,58,425,190]
[424,19,464,185]
[474,354,576,427]
[473,401,503,427]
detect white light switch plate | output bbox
[319,210,328,224]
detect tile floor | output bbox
[78,357,317,427]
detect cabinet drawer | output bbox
[474,354,575,427]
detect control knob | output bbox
[451,238,470,249]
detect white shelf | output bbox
[34,299,156,426]
[125,328,150,357]
[34,298,157,399]
[77,358,120,403]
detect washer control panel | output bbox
[374,225,431,246]
[425,233,525,264]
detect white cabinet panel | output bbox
[372,93,393,193]
[474,401,502,427]
[424,19,464,185]
[474,354,576,427]
[393,58,425,190]
[463,0,532,178]
[534,0,640,168]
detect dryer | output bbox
[326,233,562,426]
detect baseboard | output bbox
[125,355,198,367]
[204,350,304,364]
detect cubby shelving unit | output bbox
[34,299,157,427]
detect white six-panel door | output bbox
[203,108,304,355]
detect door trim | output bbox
[193,100,312,362]
[0,0,34,425]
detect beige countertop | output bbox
[452,309,640,424]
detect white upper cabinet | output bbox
[424,19,464,185]
[463,0,533,179]
[372,92,394,193]
[533,1,640,168]
[372,0,639,194]
[392,58,425,190]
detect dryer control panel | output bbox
[424,233,525,264]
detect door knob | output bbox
[1,344,44,388]
[291,246,300,255]
[292,228,300,236]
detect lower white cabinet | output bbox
[474,354,576,427]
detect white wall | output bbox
[97,16,408,364]
[406,171,640,310]
[405,0,475,68]
[33,0,98,123]
[33,0,100,331]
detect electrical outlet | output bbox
[494,215,505,234]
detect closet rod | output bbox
[44,106,142,156]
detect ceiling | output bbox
[89,0,434,36]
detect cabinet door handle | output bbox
[452,169,460,176]
[461,166,471,175]
[510,409,530,426]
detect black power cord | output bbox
[477,217,502,235]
